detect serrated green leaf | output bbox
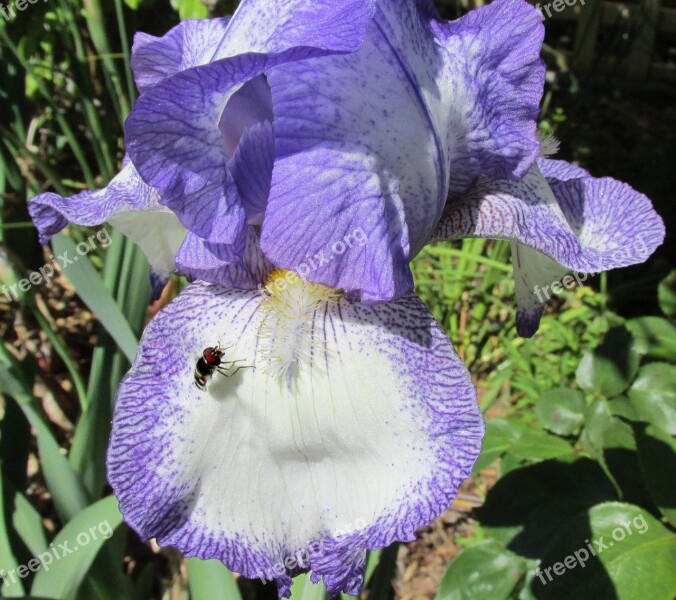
[580,398,653,507]
[502,428,573,471]
[581,398,612,461]
[535,388,586,436]
[438,540,526,600]
[628,363,676,435]
[607,396,639,421]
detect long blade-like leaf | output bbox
[51,234,138,363]
[30,495,124,600]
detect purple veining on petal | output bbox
[28,161,158,245]
[259,0,545,302]
[432,161,665,336]
[107,281,483,597]
[537,157,590,182]
[175,227,273,289]
[433,0,545,192]
[125,0,377,253]
[261,0,444,301]
[132,18,232,93]
[228,121,275,225]
[432,164,665,274]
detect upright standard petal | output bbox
[107,275,483,597]
[125,0,377,255]
[433,0,545,191]
[260,0,544,302]
[28,161,186,281]
[432,160,665,336]
[132,18,232,93]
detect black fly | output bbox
[194,343,252,390]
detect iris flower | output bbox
[29,0,664,595]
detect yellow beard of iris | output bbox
[257,269,342,385]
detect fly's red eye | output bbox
[203,348,218,365]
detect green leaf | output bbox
[580,398,653,507]
[658,269,676,320]
[607,396,639,421]
[70,235,150,499]
[51,234,138,363]
[169,0,209,19]
[635,424,676,527]
[187,559,242,600]
[0,344,90,522]
[8,482,49,558]
[502,428,574,471]
[535,388,586,436]
[576,326,639,397]
[367,542,399,600]
[31,496,124,600]
[289,573,328,600]
[475,458,617,557]
[628,363,676,435]
[472,419,523,473]
[626,317,676,362]
[581,398,615,462]
[437,540,526,600]
[532,503,676,599]
[0,474,25,596]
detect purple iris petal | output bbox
[175,227,273,289]
[106,280,483,597]
[260,0,544,301]
[432,159,665,336]
[229,121,275,225]
[262,0,544,301]
[132,18,231,93]
[28,161,186,284]
[538,157,591,182]
[125,0,377,256]
[433,0,545,191]
[124,0,544,302]
[218,75,273,159]
[28,161,155,244]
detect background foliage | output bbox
[0,1,674,599]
